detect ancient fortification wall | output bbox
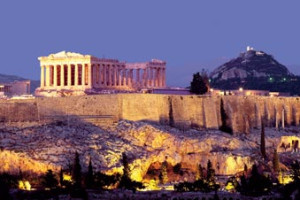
[0,94,300,134]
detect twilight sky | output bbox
[0,0,300,87]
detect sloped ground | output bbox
[0,120,299,182]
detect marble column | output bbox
[136,69,140,86]
[82,64,85,86]
[118,68,121,86]
[113,66,117,86]
[129,69,133,87]
[75,64,79,86]
[46,65,50,87]
[88,64,92,88]
[103,65,107,86]
[121,69,125,86]
[124,69,127,86]
[157,68,161,87]
[67,64,71,86]
[149,68,153,87]
[156,68,160,87]
[98,64,102,87]
[60,64,64,87]
[145,68,149,87]
[49,66,53,86]
[91,65,95,86]
[108,65,112,86]
[40,65,45,88]
[53,65,57,87]
[143,68,147,87]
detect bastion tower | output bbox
[35,51,166,97]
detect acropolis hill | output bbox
[1,51,300,189]
[1,94,300,184]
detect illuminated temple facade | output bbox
[36,51,166,96]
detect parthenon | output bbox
[36,51,166,96]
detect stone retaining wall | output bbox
[0,95,300,134]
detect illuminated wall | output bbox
[0,95,299,134]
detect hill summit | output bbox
[210,47,293,81]
[210,47,300,95]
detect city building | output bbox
[210,88,290,97]
[36,51,166,96]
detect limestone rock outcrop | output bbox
[1,120,298,182]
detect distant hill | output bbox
[0,73,39,94]
[210,48,300,95]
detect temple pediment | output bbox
[48,51,87,58]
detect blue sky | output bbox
[0,0,299,87]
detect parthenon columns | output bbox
[39,60,166,91]
[40,66,45,87]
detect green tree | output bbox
[85,157,94,188]
[291,160,300,182]
[118,153,144,191]
[59,167,64,187]
[272,149,280,173]
[72,152,82,188]
[260,119,267,159]
[190,71,209,94]
[42,170,58,189]
[0,173,17,200]
[196,164,204,181]
[159,160,168,184]
[238,164,273,196]
[206,160,215,184]
[122,153,130,179]
[244,164,248,176]
[173,163,182,175]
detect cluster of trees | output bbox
[0,152,144,199]
[190,70,210,95]
[227,164,273,196]
[174,160,219,192]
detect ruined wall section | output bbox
[36,95,120,122]
[222,96,300,134]
[119,94,169,123]
[0,95,300,134]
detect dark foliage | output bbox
[0,173,18,200]
[85,157,94,188]
[279,161,300,199]
[118,153,144,191]
[173,163,183,175]
[238,164,273,196]
[41,169,58,189]
[59,167,64,187]
[196,164,204,181]
[175,179,219,193]
[159,160,168,184]
[206,160,215,184]
[94,172,120,189]
[175,160,219,193]
[190,72,209,95]
[219,98,233,134]
[272,149,280,173]
[72,152,82,188]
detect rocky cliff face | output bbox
[1,120,298,184]
[210,50,292,81]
